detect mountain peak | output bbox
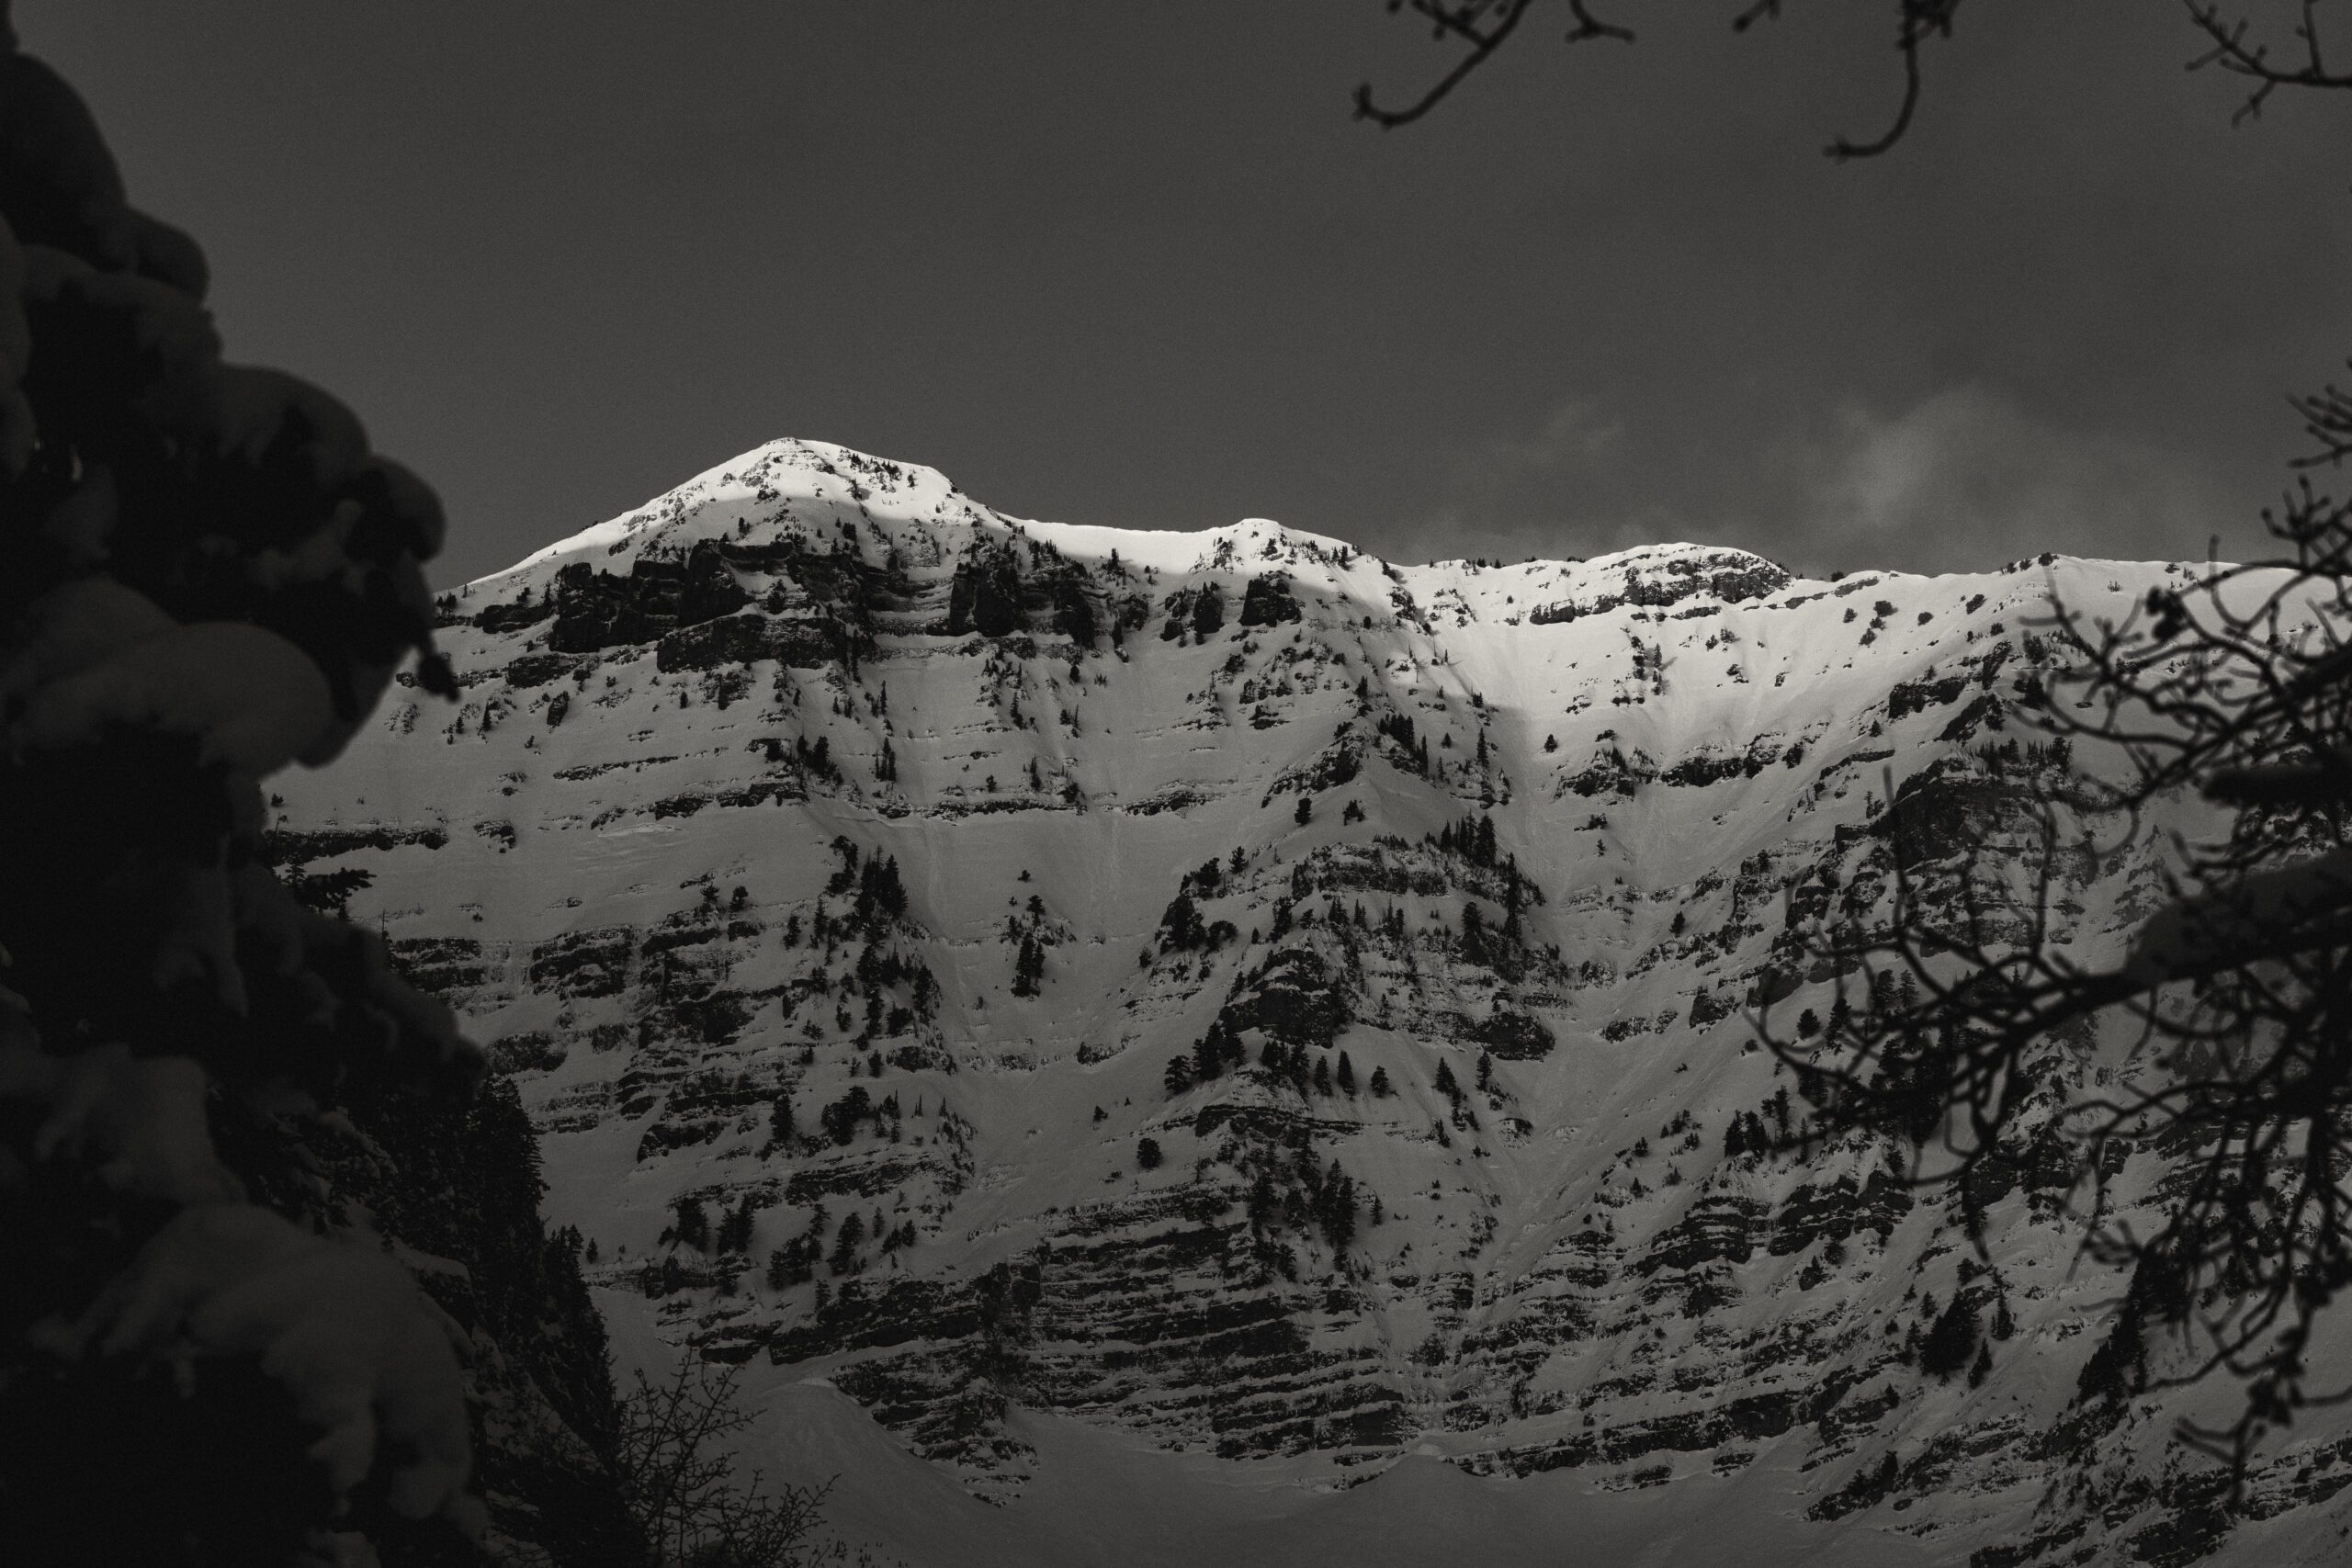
[491,438,972,586]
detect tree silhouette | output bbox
[616,1358,845,1567]
[1785,462,2352,1479]
[1358,3,2345,157]
[0,9,638,1560]
[1354,0,2352,1496]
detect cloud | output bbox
[1470,399,1628,483]
[1773,385,2238,573]
[1418,397,1681,565]
[1415,385,2243,576]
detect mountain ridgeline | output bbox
[277,439,2352,1565]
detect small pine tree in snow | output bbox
[1920,1295,1979,1379]
[1012,933,1046,996]
[766,1245,803,1292]
[1193,1034,1225,1083]
[829,1213,866,1276]
[1316,1163,1358,1249]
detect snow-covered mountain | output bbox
[275,438,2352,1566]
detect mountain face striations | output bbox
[276,438,2352,1565]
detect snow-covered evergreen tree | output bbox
[0,14,639,1562]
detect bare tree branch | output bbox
[617,1357,846,1567]
[2185,0,2352,126]
[2292,363,2352,468]
[1360,1,2352,159]
[1356,0,1959,157]
[1826,2,1962,162]
[1354,0,1632,130]
[1754,444,2352,1494]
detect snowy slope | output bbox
[277,438,2352,1565]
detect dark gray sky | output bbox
[27,2,2352,581]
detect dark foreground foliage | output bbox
[0,9,650,1560]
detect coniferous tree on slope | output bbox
[0,12,642,1563]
